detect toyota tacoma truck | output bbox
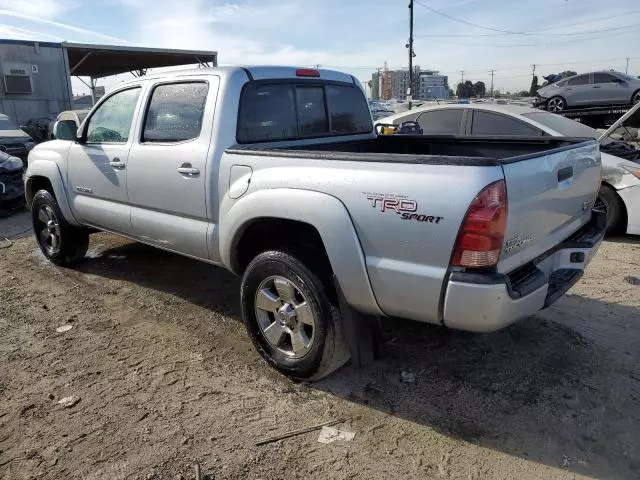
[25,66,605,380]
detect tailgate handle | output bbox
[557,166,573,183]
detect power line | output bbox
[535,9,640,32]
[414,1,640,37]
[414,0,523,34]
[420,31,634,48]
[310,56,640,74]
[414,23,640,38]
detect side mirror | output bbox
[52,120,79,141]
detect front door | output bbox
[67,87,143,234]
[126,78,218,259]
[592,72,629,104]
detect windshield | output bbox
[617,73,639,82]
[522,111,600,139]
[0,117,19,131]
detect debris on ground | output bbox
[57,396,81,408]
[317,425,356,444]
[56,324,73,333]
[400,370,416,383]
[0,237,12,248]
[624,275,640,286]
[255,418,346,446]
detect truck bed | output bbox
[228,135,595,166]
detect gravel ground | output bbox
[0,229,639,480]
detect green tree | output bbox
[517,90,530,97]
[457,81,475,98]
[529,75,539,96]
[474,81,486,98]
[560,70,577,78]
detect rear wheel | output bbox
[593,184,624,235]
[546,96,566,112]
[31,189,89,265]
[240,250,350,380]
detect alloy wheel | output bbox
[36,205,61,256]
[254,276,316,358]
[547,97,565,112]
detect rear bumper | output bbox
[442,212,605,332]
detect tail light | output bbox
[451,180,508,268]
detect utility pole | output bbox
[407,0,415,110]
[626,57,630,74]
[531,64,536,78]
[489,69,495,97]
[376,67,382,100]
[460,70,465,83]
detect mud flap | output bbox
[334,275,383,367]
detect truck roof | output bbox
[116,66,358,87]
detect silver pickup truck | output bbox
[25,66,605,379]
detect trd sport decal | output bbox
[364,193,443,224]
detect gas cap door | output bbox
[228,165,253,199]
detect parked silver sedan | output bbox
[378,103,640,235]
[537,71,640,112]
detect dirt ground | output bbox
[1,225,639,479]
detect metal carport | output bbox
[62,42,217,103]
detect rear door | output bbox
[564,74,592,106]
[498,141,601,274]
[126,77,218,259]
[470,110,544,136]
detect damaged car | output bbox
[0,148,25,217]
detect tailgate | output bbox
[498,140,601,274]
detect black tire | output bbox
[240,250,350,380]
[546,96,566,112]
[31,189,89,265]
[594,184,624,235]
[632,90,640,105]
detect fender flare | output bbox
[25,160,80,226]
[219,188,383,316]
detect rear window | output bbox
[237,82,372,143]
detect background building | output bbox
[418,70,450,100]
[371,65,448,100]
[0,39,217,125]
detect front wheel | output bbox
[632,90,640,105]
[31,190,89,265]
[546,96,566,112]
[240,250,350,380]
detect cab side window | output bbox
[142,82,209,143]
[567,75,589,86]
[85,88,141,143]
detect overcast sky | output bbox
[1,0,639,94]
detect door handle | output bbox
[593,85,601,88]
[558,166,573,182]
[177,165,200,176]
[110,158,126,169]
